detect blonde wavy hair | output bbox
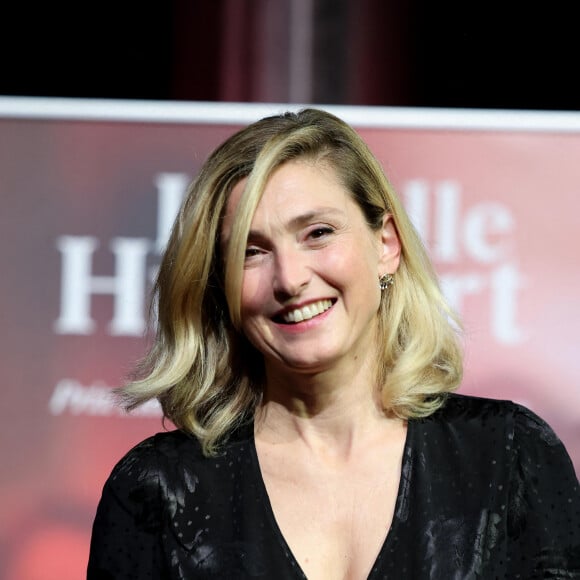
[119,108,463,455]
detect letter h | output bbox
[54,236,150,335]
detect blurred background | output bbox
[1,2,579,579]
[2,0,578,110]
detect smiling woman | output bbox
[87,108,580,579]
[222,159,402,380]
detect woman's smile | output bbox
[274,299,335,324]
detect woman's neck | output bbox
[255,362,393,462]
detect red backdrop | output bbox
[1,99,578,579]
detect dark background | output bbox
[2,1,578,110]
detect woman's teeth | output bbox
[282,299,333,323]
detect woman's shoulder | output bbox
[435,392,518,417]
[101,430,202,500]
[411,394,578,496]
[433,392,546,426]
[427,393,571,459]
[111,429,202,472]
[104,425,254,495]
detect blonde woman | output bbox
[88,109,580,579]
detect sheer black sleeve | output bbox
[507,404,580,578]
[87,437,168,580]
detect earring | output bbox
[379,273,394,290]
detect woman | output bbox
[88,109,580,579]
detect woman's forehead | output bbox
[221,160,351,239]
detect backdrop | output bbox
[1,98,578,579]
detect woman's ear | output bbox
[378,214,401,274]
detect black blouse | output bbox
[87,394,580,579]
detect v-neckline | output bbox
[248,420,413,579]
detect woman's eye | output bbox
[308,226,334,239]
[245,247,261,258]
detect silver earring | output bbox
[379,273,394,290]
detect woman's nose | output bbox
[272,248,311,300]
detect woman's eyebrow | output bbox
[287,207,344,228]
[248,207,346,239]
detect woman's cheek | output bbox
[241,268,270,311]
[316,244,359,276]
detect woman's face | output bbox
[222,159,400,377]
